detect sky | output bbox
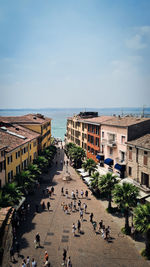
[0,0,150,109]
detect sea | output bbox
[0,107,150,141]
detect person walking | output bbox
[35,232,40,248]
[99,220,103,232]
[44,251,49,262]
[83,203,87,213]
[72,223,76,236]
[51,186,54,195]
[78,200,81,211]
[61,187,64,196]
[47,201,50,211]
[80,210,83,221]
[81,190,84,198]
[67,256,72,267]
[90,213,94,223]
[62,248,67,266]
[85,190,88,199]
[65,189,68,198]
[77,219,81,233]
[10,247,15,262]
[21,259,26,267]
[31,258,37,267]
[26,256,30,267]
[92,221,97,234]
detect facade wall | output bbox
[87,124,100,162]
[23,121,51,151]
[101,125,127,163]
[5,139,38,183]
[128,120,150,141]
[127,145,150,188]
[0,149,6,187]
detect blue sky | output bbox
[0,0,150,108]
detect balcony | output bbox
[107,140,117,147]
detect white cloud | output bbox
[126,25,150,50]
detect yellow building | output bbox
[0,124,40,183]
[0,113,51,154]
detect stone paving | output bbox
[10,147,150,267]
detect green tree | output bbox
[82,158,97,176]
[28,164,41,177]
[133,203,150,257]
[64,142,76,157]
[113,183,139,231]
[34,156,48,172]
[98,172,118,210]
[2,182,22,206]
[15,170,36,193]
[69,146,86,168]
[90,171,100,189]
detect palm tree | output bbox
[28,164,41,177]
[82,158,97,176]
[113,183,139,231]
[90,171,100,189]
[2,182,22,206]
[34,156,48,172]
[98,172,118,210]
[69,146,86,168]
[133,203,150,257]
[64,142,76,157]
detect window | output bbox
[0,162,2,172]
[144,152,148,166]
[88,125,90,132]
[129,167,132,176]
[120,151,125,162]
[96,126,99,135]
[102,131,104,138]
[16,165,20,174]
[30,144,32,150]
[33,141,36,147]
[92,125,95,133]
[88,146,90,152]
[136,148,138,163]
[8,170,13,183]
[96,137,99,147]
[129,147,132,160]
[110,147,113,155]
[1,151,4,157]
[91,136,94,144]
[141,172,149,187]
[121,136,126,144]
[91,148,94,155]
[7,155,13,165]
[16,151,20,159]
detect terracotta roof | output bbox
[0,144,7,150]
[0,124,39,152]
[127,134,150,150]
[0,113,51,125]
[101,116,150,127]
[82,116,113,124]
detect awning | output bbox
[145,196,150,203]
[80,172,89,178]
[76,168,85,173]
[137,191,150,200]
[83,176,92,185]
[96,155,104,160]
[104,158,113,166]
[114,163,126,172]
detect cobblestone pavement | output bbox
[10,147,150,267]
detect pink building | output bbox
[100,116,150,178]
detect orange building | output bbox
[84,116,112,163]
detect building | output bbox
[0,124,40,183]
[83,116,112,162]
[66,112,98,150]
[0,145,6,188]
[126,134,150,189]
[0,113,51,154]
[101,116,150,178]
